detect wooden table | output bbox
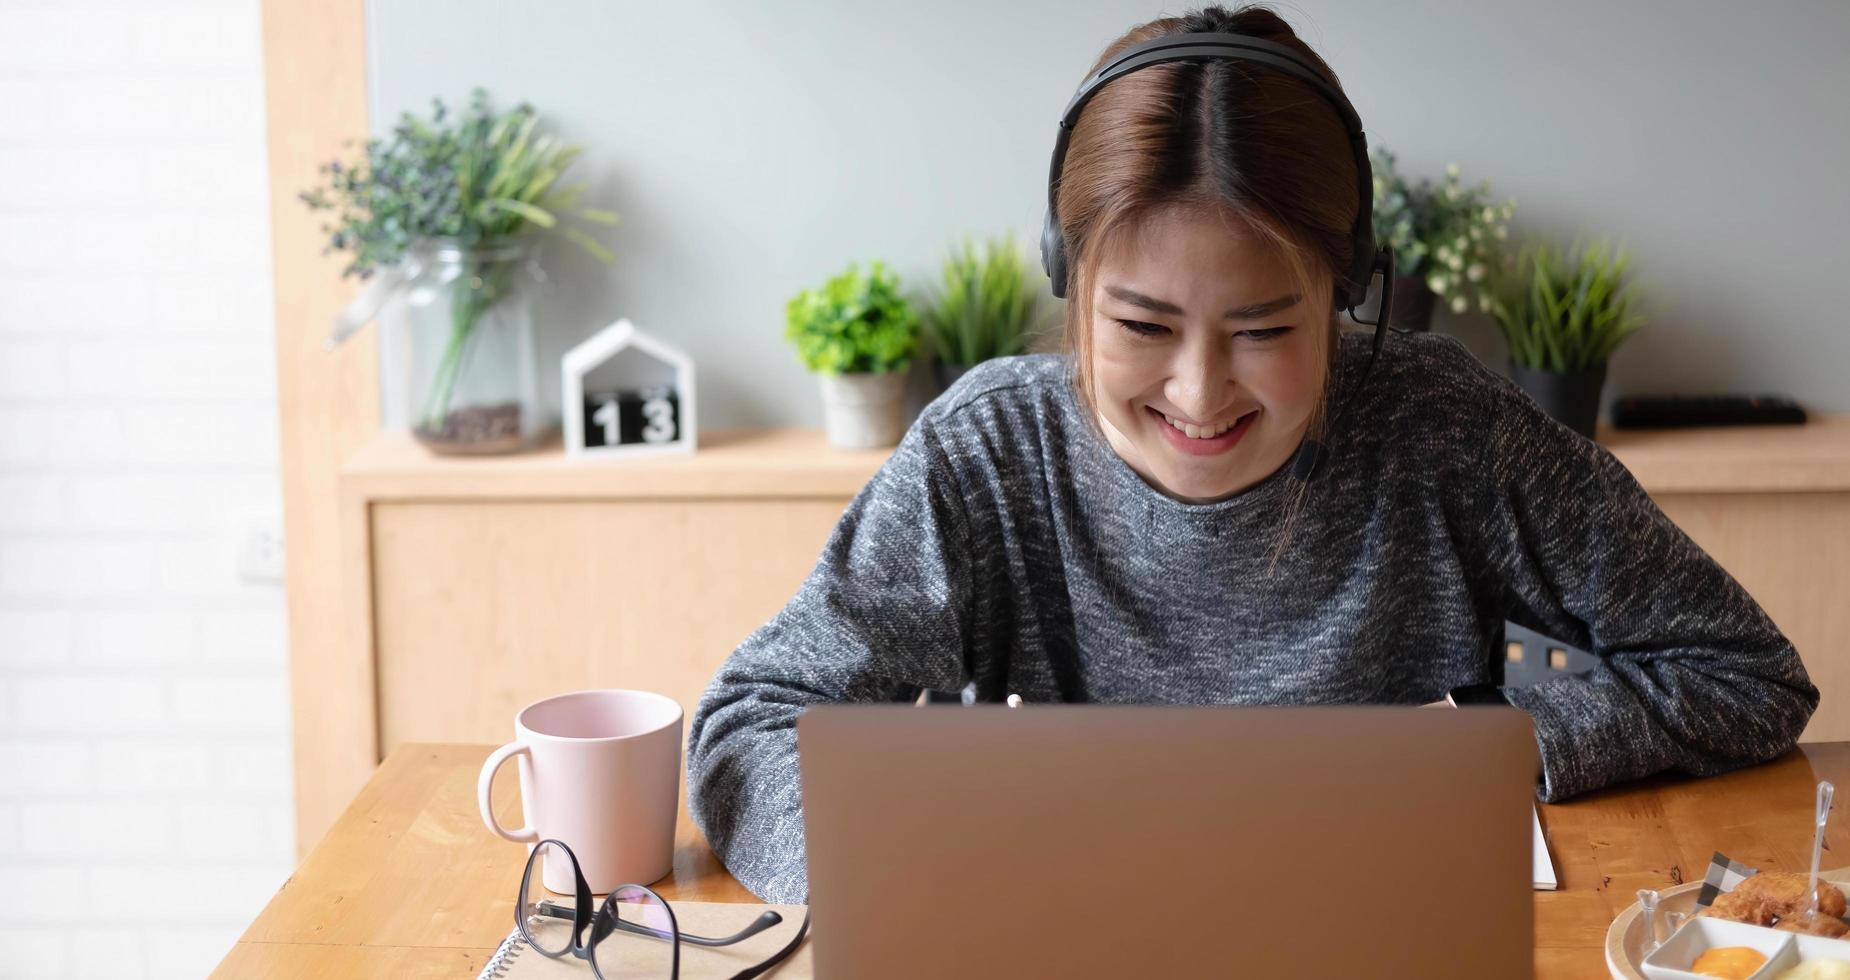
[214,741,1850,978]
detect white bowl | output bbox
[1641,917,1795,980]
[1782,933,1850,976]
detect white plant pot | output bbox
[818,371,907,449]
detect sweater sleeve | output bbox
[1479,386,1818,802]
[684,418,976,902]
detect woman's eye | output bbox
[1240,326,1294,341]
[1112,320,1293,341]
[1114,318,1169,338]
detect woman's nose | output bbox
[1168,339,1237,417]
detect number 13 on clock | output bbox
[585,386,680,448]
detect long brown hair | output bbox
[1054,4,1362,564]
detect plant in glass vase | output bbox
[300,88,618,454]
[1364,149,1517,331]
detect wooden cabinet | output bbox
[369,497,851,752]
[294,420,1850,850]
[309,429,886,852]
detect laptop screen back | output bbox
[798,705,1537,979]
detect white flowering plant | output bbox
[1370,148,1517,316]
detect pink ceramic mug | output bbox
[478,689,683,895]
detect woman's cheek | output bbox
[1091,324,1144,365]
[1089,332,1154,391]
[1271,341,1328,406]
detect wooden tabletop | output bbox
[213,740,1850,978]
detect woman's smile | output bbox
[1147,405,1258,456]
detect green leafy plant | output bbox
[784,260,921,375]
[299,87,617,276]
[298,88,618,433]
[1371,149,1516,316]
[921,233,1055,368]
[1485,238,1647,373]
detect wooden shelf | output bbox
[340,428,893,500]
[1597,415,1850,493]
[341,417,1850,501]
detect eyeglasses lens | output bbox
[518,841,578,955]
[589,884,678,978]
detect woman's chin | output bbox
[1147,461,1244,503]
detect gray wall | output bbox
[367,0,1850,428]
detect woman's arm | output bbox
[685,420,977,902]
[1478,389,1818,802]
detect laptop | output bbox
[797,705,1537,978]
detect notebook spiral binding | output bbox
[476,927,527,979]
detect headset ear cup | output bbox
[1040,212,1068,299]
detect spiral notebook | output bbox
[475,901,812,979]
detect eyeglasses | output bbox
[516,838,809,980]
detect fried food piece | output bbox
[1702,889,1777,926]
[1774,910,1850,938]
[1733,872,1848,920]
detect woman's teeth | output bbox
[1163,411,1247,439]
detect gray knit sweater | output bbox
[686,330,1818,903]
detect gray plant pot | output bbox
[1509,361,1607,439]
[818,371,908,449]
[932,360,972,394]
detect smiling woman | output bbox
[1044,2,1369,539]
[682,3,1819,906]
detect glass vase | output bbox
[381,238,552,455]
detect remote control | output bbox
[1610,394,1807,429]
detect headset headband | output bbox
[1040,32,1380,316]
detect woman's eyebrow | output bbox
[1103,285,1301,320]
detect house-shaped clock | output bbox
[561,318,696,459]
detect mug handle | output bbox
[478,741,540,843]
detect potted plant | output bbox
[1359,150,1517,331]
[921,232,1057,391]
[784,260,921,450]
[1485,238,1648,437]
[300,88,618,455]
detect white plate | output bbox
[1607,868,1850,979]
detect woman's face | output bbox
[1088,206,1331,503]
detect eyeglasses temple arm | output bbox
[616,909,784,947]
[565,902,784,948]
[724,910,811,980]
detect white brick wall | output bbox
[0,2,294,977]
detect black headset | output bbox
[1039,31,1396,482]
